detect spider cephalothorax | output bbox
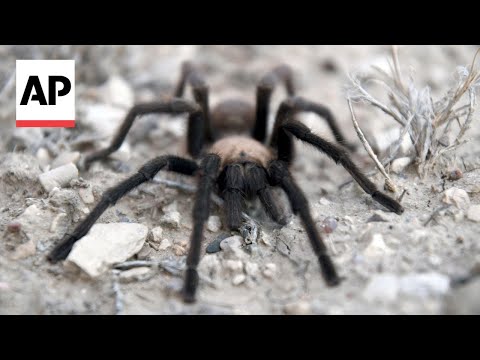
[48,62,404,303]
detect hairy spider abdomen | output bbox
[209,135,273,168]
[211,99,255,135]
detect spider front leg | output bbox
[268,160,340,286]
[183,154,220,303]
[276,119,404,214]
[82,99,204,169]
[48,155,199,262]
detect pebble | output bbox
[7,221,21,233]
[467,205,480,223]
[232,274,246,286]
[207,216,222,232]
[35,147,51,171]
[15,204,62,242]
[319,197,331,206]
[78,186,95,204]
[82,104,126,138]
[50,213,68,233]
[284,301,312,315]
[263,263,277,278]
[198,254,221,278]
[220,235,244,252]
[100,75,135,109]
[206,233,230,254]
[391,157,412,174]
[398,273,450,299]
[108,142,131,162]
[150,227,164,243]
[173,244,187,256]
[119,267,152,283]
[363,233,394,258]
[39,163,79,193]
[66,223,148,278]
[10,239,36,260]
[245,262,260,277]
[442,187,470,210]
[224,259,244,274]
[158,238,172,251]
[51,152,80,169]
[321,217,338,234]
[447,168,463,181]
[363,274,399,302]
[160,211,181,229]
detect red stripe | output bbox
[16,120,76,128]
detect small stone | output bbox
[363,233,394,258]
[263,263,277,278]
[321,217,337,234]
[220,235,245,257]
[447,168,463,181]
[391,157,412,174]
[108,142,131,162]
[7,221,21,233]
[119,267,151,283]
[50,213,68,233]
[10,239,36,260]
[442,187,470,210]
[319,197,331,206]
[232,274,246,286]
[207,216,222,232]
[150,227,164,243]
[35,147,51,170]
[66,223,148,278]
[284,301,312,315]
[82,104,126,138]
[78,186,95,204]
[224,260,244,274]
[39,163,79,193]
[206,233,230,254]
[100,75,135,109]
[245,262,260,277]
[159,238,172,251]
[198,254,221,278]
[363,274,399,302]
[467,205,480,223]
[51,152,80,169]
[160,211,181,229]
[173,244,187,256]
[398,272,450,299]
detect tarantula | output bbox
[48,62,404,303]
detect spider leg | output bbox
[268,160,340,286]
[244,162,288,225]
[253,65,295,143]
[276,119,404,215]
[82,99,204,169]
[173,61,214,142]
[183,154,220,303]
[47,155,199,263]
[217,163,246,230]
[270,97,357,155]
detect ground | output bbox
[1,45,479,315]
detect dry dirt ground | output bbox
[1,45,479,315]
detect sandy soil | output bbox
[1,45,479,315]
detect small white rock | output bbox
[363,274,399,302]
[66,223,148,278]
[245,262,260,277]
[363,233,394,258]
[82,104,126,138]
[207,216,222,232]
[399,272,450,299]
[284,301,312,315]
[319,197,331,206]
[35,147,51,170]
[150,227,164,243]
[263,263,277,278]
[159,238,172,251]
[160,211,181,229]
[224,259,244,274]
[50,213,68,233]
[51,152,80,169]
[220,235,243,251]
[391,157,412,174]
[39,163,79,192]
[467,205,480,223]
[232,274,246,286]
[119,267,151,283]
[100,76,135,109]
[78,186,95,204]
[442,187,470,210]
[108,142,131,162]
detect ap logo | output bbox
[16,60,75,128]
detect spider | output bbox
[47,62,404,303]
